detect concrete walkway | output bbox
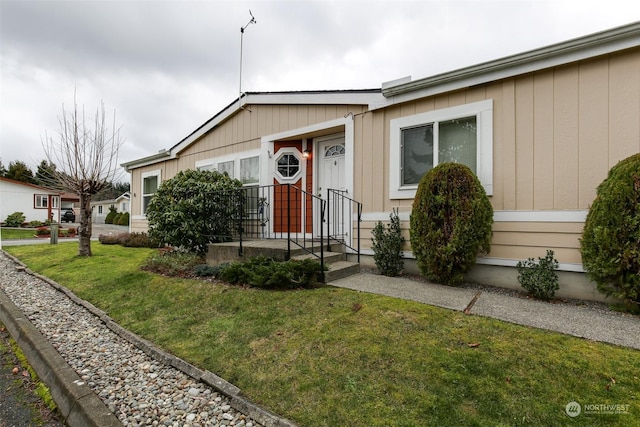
[329,273,640,350]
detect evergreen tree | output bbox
[34,160,58,187]
[5,161,36,184]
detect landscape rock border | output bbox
[1,250,297,427]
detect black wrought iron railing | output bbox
[201,184,361,278]
[326,189,362,262]
[201,184,326,275]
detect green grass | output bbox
[1,228,38,240]
[5,243,640,426]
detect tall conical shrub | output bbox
[410,163,493,286]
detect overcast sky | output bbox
[2,0,640,176]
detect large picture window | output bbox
[390,100,492,199]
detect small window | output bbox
[276,153,300,178]
[325,144,345,157]
[240,156,259,184]
[142,172,160,214]
[98,205,103,214]
[218,160,235,177]
[34,194,48,208]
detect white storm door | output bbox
[316,135,346,238]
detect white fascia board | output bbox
[248,91,383,106]
[261,117,351,143]
[143,91,382,167]
[373,21,640,110]
[121,152,171,172]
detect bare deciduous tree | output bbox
[43,96,124,256]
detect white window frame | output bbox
[195,150,261,185]
[34,194,48,209]
[389,99,493,199]
[274,149,303,182]
[141,169,161,216]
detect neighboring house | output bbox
[122,22,640,301]
[91,192,130,223]
[0,177,62,223]
[60,192,80,210]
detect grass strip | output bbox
[4,243,640,426]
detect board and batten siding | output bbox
[129,103,368,232]
[353,48,640,266]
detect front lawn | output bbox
[4,243,639,426]
[1,228,38,240]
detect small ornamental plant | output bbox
[5,212,26,227]
[516,250,560,300]
[371,208,404,276]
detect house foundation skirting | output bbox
[351,253,613,304]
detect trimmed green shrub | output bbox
[104,206,117,224]
[146,169,243,255]
[581,153,640,306]
[218,256,323,289]
[517,250,560,300]
[5,212,26,227]
[371,208,404,276]
[112,213,123,225]
[410,163,493,286]
[27,220,44,228]
[117,212,130,226]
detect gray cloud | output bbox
[2,0,639,171]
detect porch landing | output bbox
[206,239,360,283]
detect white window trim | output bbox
[141,169,161,217]
[34,194,48,209]
[274,149,303,183]
[195,149,261,188]
[389,99,493,199]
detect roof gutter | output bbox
[378,21,640,107]
[120,150,171,172]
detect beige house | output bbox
[91,192,130,223]
[123,22,640,301]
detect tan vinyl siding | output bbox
[354,47,640,265]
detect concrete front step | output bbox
[206,239,361,283]
[324,260,361,282]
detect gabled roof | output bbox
[122,21,640,172]
[121,90,383,171]
[0,177,61,194]
[90,191,131,206]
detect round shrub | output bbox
[5,212,26,227]
[581,153,640,306]
[112,213,123,225]
[410,163,493,286]
[146,169,243,255]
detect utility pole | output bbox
[239,10,257,110]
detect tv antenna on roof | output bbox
[239,10,257,110]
